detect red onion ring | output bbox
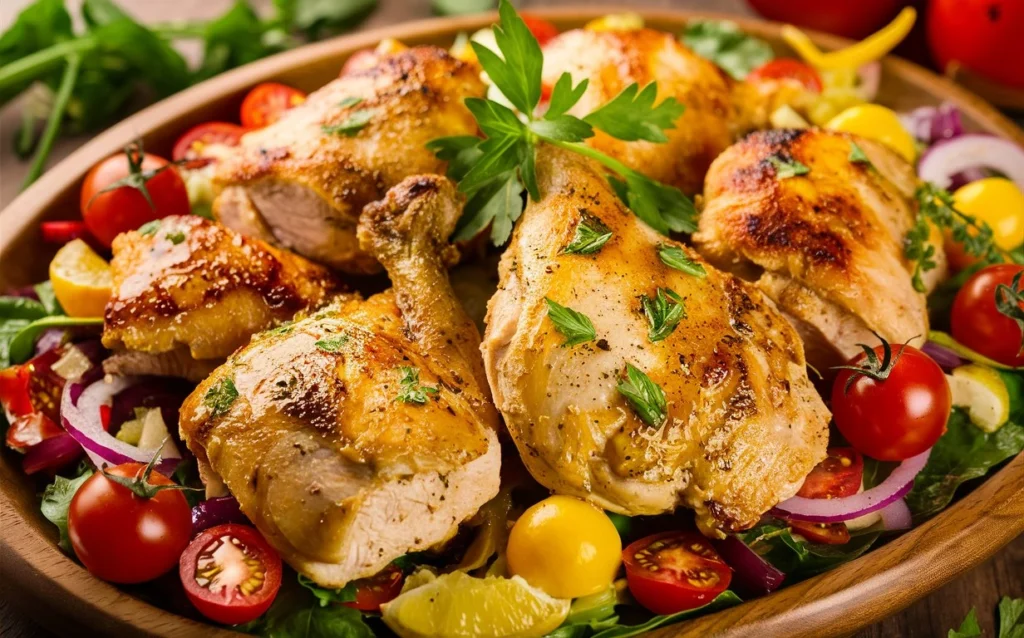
[921,341,965,371]
[899,102,964,144]
[878,498,912,531]
[61,375,181,476]
[918,134,1024,191]
[713,534,785,597]
[774,449,931,523]
[22,432,83,475]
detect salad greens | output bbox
[951,597,1024,638]
[739,522,880,580]
[549,591,742,638]
[0,286,102,368]
[239,578,375,638]
[40,466,93,551]
[681,20,773,80]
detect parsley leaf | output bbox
[545,297,597,347]
[203,377,238,418]
[337,96,362,108]
[564,213,612,255]
[642,288,686,342]
[41,469,93,552]
[322,108,376,137]
[544,72,589,119]
[617,363,667,427]
[999,596,1024,638]
[584,83,685,143]
[849,142,871,165]
[426,135,485,182]
[767,155,809,178]
[396,366,438,404]
[298,574,357,607]
[471,0,542,115]
[950,608,982,638]
[682,20,774,80]
[658,243,707,277]
[315,335,349,352]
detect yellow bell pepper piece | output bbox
[782,7,916,70]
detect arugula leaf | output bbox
[5,315,102,367]
[584,83,685,143]
[322,109,377,137]
[194,0,284,83]
[657,243,707,278]
[545,72,589,119]
[617,363,667,427]
[288,0,378,38]
[950,608,982,638]
[396,366,438,404]
[41,469,93,552]
[767,155,810,179]
[564,213,612,255]
[34,281,62,315]
[642,288,686,342]
[203,377,239,418]
[999,597,1024,638]
[0,296,49,321]
[681,20,774,80]
[298,574,357,606]
[849,142,871,165]
[239,578,375,638]
[591,591,740,638]
[0,0,73,102]
[545,298,597,347]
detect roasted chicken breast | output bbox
[213,46,486,273]
[693,128,946,369]
[482,145,830,536]
[102,215,340,381]
[180,176,501,586]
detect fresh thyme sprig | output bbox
[429,0,696,246]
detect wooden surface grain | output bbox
[0,1,1021,637]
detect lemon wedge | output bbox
[49,239,112,318]
[947,364,1010,432]
[381,571,570,638]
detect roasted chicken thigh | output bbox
[693,128,946,369]
[482,145,830,536]
[213,47,486,273]
[180,176,501,587]
[102,215,340,381]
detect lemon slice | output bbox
[49,239,112,318]
[947,364,1010,432]
[381,571,570,638]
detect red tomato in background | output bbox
[180,524,282,625]
[623,532,732,615]
[927,0,1024,89]
[172,122,246,169]
[240,83,307,129]
[951,264,1024,367]
[747,59,823,92]
[522,14,559,46]
[80,151,190,248]
[344,564,404,611]
[744,0,903,40]
[68,462,192,584]
[831,343,951,461]
[40,221,89,245]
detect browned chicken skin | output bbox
[693,128,946,369]
[213,46,486,273]
[482,145,829,536]
[180,176,501,587]
[102,215,340,381]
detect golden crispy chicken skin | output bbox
[213,46,486,273]
[693,128,946,369]
[180,176,501,587]
[102,215,340,381]
[482,145,829,536]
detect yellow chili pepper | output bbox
[782,7,916,70]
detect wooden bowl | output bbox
[1,7,1022,638]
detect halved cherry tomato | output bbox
[172,122,246,169]
[1,347,66,451]
[522,14,559,46]
[623,532,732,615]
[69,462,192,584]
[789,520,851,545]
[180,524,283,625]
[41,221,89,245]
[240,83,307,129]
[747,59,823,92]
[951,264,1024,367]
[796,447,863,499]
[344,564,404,611]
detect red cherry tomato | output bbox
[172,122,246,169]
[831,343,951,461]
[1,346,67,451]
[927,0,1024,89]
[343,564,404,611]
[80,150,190,248]
[68,462,192,584]
[240,83,307,129]
[744,0,902,40]
[747,59,823,93]
[951,264,1024,367]
[180,524,283,625]
[522,14,559,46]
[623,532,732,615]
[789,520,851,545]
[796,447,863,499]
[40,221,89,244]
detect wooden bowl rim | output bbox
[1,7,1021,638]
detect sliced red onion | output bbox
[713,534,785,597]
[918,134,1024,191]
[34,329,67,356]
[775,449,931,523]
[948,167,991,191]
[899,102,964,144]
[921,341,966,371]
[856,62,881,102]
[878,498,912,531]
[61,375,181,476]
[22,432,83,475]
[192,496,247,536]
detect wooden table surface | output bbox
[0,0,1021,636]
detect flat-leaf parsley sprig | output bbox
[428,0,696,246]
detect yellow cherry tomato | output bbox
[945,178,1024,270]
[826,104,917,163]
[49,238,112,318]
[506,496,622,599]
